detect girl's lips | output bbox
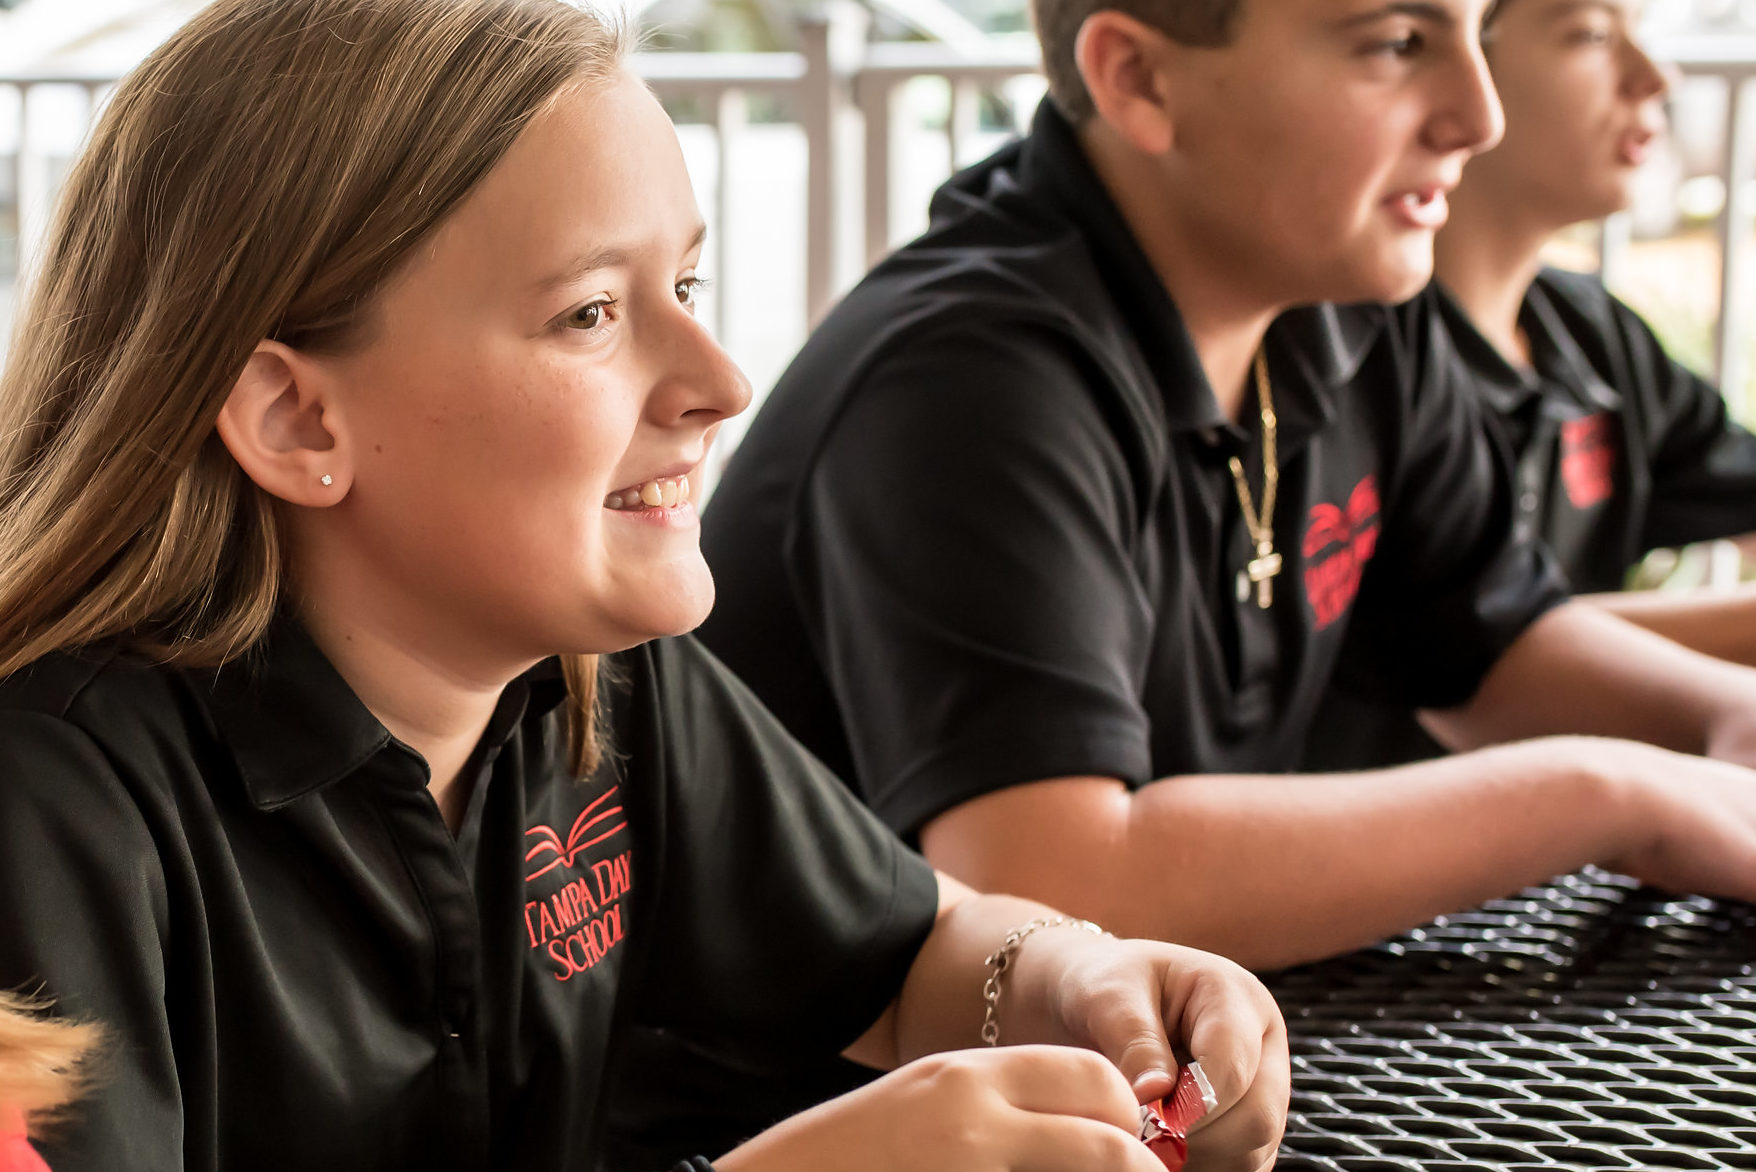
[605,499,699,530]
[604,468,700,531]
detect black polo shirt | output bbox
[1303,269,1756,769]
[698,99,1568,838]
[0,621,936,1171]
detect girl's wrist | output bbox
[980,916,1112,1047]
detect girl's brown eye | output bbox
[566,300,611,331]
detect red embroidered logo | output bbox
[1560,414,1616,509]
[524,786,626,881]
[523,787,632,982]
[1303,475,1380,631]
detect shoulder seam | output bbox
[0,648,122,721]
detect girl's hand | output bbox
[716,1044,1169,1172]
[1036,934,1289,1172]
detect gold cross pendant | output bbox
[1246,541,1281,609]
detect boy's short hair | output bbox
[1033,0,1244,123]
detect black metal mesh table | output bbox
[1266,869,1756,1170]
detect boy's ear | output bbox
[214,341,352,507]
[1075,11,1179,155]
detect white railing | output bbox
[5,16,1756,394]
[0,13,852,342]
[635,7,868,332]
[854,37,1041,263]
[1,73,107,273]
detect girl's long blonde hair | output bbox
[0,992,101,1138]
[0,0,628,774]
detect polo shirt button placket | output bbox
[443,992,473,1042]
[1518,450,1545,524]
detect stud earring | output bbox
[320,474,333,486]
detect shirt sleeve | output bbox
[631,635,939,1071]
[1617,297,1756,550]
[0,712,181,1172]
[1334,300,1571,709]
[787,326,1155,836]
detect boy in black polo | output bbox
[1305,0,1756,771]
[700,0,1756,970]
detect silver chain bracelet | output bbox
[981,916,1111,1046]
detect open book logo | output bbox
[524,786,627,882]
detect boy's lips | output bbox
[1618,127,1659,167]
[1383,185,1451,231]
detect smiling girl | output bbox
[0,1,1285,1169]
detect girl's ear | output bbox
[1075,11,1179,156]
[215,341,353,506]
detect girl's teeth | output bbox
[607,474,692,511]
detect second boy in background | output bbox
[1308,0,1756,770]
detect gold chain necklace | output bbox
[1228,350,1281,609]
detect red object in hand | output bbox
[1139,1062,1216,1171]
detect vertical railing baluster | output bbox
[712,86,746,344]
[860,75,893,270]
[949,76,978,174]
[14,82,32,285]
[798,14,835,327]
[1717,75,1756,415]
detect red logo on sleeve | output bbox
[523,786,632,981]
[1303,475,1380,631]
[1560,414,1616,509]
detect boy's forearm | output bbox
[1115,742,1636,968]
[1422,600,1756,757]
[1582,582,1756,670]
[921,742,1637,972]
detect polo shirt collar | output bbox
[194,614,569,811]
[1434,278,1621,418]
[1016,100,1362,446]
[1264,307,1362,449]
[1524,279,1623,416]
[1432,280,1534,416]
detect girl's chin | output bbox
[567,603,713,656]
[559,561,715,651]
[622,581,717,641]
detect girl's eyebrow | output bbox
[531,223,709,297]
[532,245,634,296]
